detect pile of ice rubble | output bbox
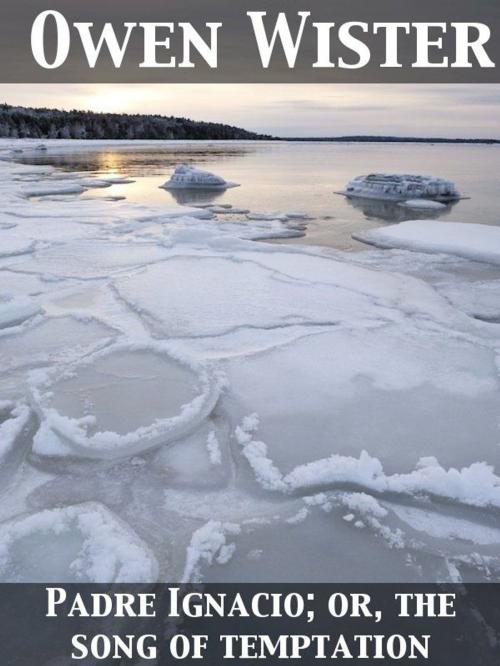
[162,164,239,190]
[340,173,460,203]
[1,139,500,584]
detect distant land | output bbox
[283,136,500,144]
[0,104,271,141]
[0,104,498,144]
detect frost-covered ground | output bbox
[1,139,500,583]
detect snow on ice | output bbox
[340,174,460,202]
[355,220,500,266]
[0,139,499,583]
[162,164,239,190]
[400,199,447,210]
[30,342,224,459]
[0,502,158,582]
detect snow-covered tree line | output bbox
[0,104,269,140]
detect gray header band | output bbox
[1,0,499,83]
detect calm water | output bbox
[17,141,500,250]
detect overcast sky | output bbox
[0,84,498,138]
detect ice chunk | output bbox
[31,343,223,459]
[182,520,240,582]
[400,199,447,210]
[0,502,158,582]
[209,206,250,215]
[340,174,460,202]
[0,271,65,299]
[13,240,172,279]
[340,492,388,519]
[355,220,500,266]
[0,237,36,258]
[0,297,41,329]
[286,507,310,525]
[31,420,73,459]
[22,183,87,198]
[0,315,116,372]
[285,452,500,510]
[161,164,238,190]
[97,175,135,185]
[388,503,500,546]
[0,401,31,460]
[225,327,500,475]
[206,430,222,465]
[246,212,290,222]
[235,416,287,492]
[154,417,230,488]
[115,246,465,342]
[437,280,500,322]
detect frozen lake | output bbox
[1,138,500,585]
[16,140,500,250]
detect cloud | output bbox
[272,99,386,113]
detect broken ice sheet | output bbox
[31,343,223,459]
[437,279,500,322]
[355,220,500,266]
[0,297,41,329]
[0,315,117,373]
[113,243,470,343]
[0,141,499,584]
[0,401,32,464]
[11,239,173,279]
[224,326,500,475]
[0,502,158,582]
[154,415,232,489]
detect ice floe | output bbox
[400,199,447,210]
[0,297,41,329]
[22,183,87,198]
[0,237,36,258]
[437,280,500,322]
[162,164,239,190]
[388,503,500,546]
[182,520,240,583]
[0,315,116,373]
[0,502,158,582]
[340,174,460,202]
[154,417,230,488]
[30,342,224,459]
[209,205,250,215]
[355,220,500,266]
[0,401,31,461]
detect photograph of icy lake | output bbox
[1,136,500,584]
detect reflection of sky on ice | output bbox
[15,140,500,250]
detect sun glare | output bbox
[86,89,141,114]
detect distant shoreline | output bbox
[2,104,498,144]
[4,136,499,145]
[280,136,500,144]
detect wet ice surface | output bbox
[1,139,500,583]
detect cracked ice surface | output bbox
[0,139,500,583]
